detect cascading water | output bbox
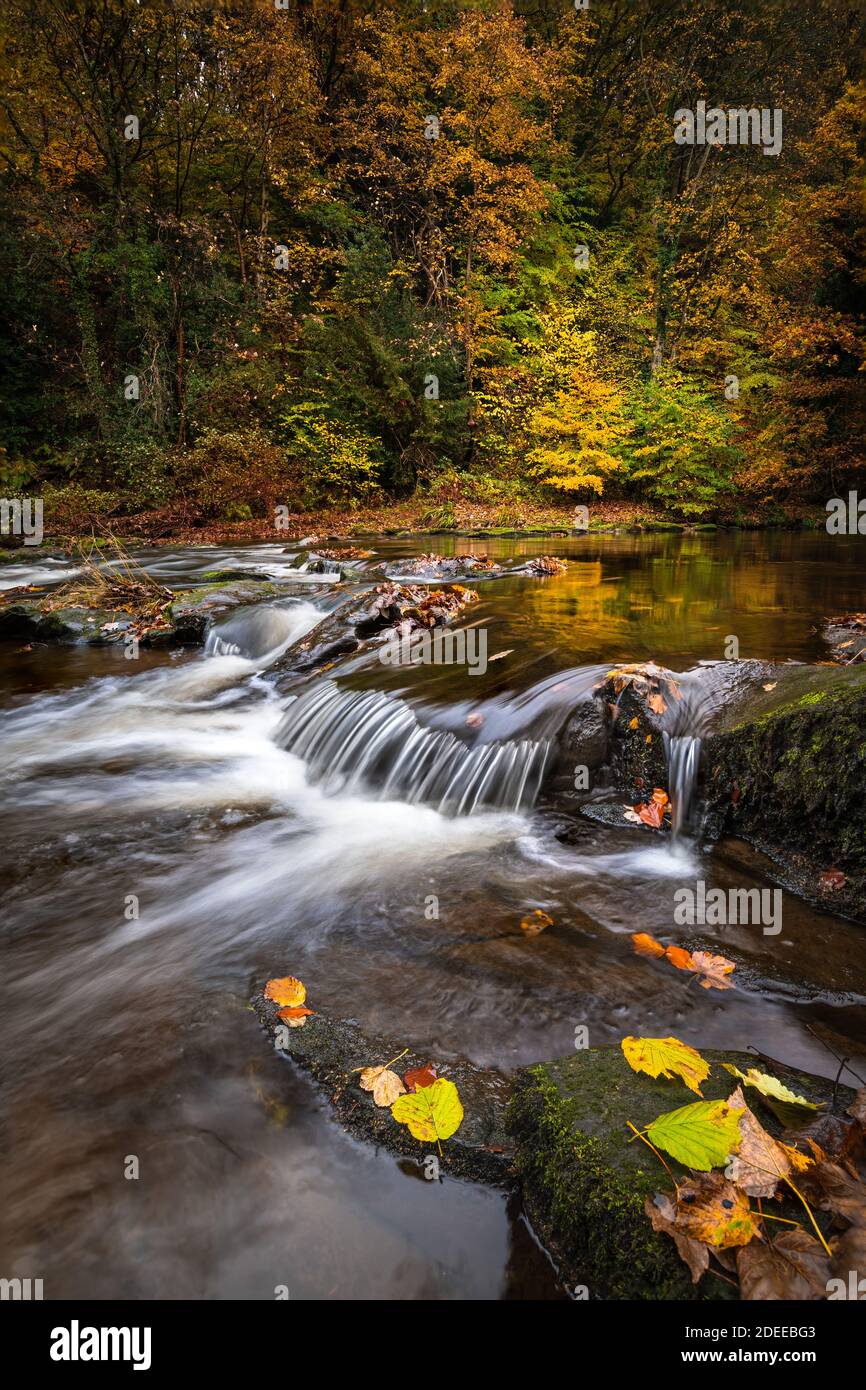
[275,680,550,814]
[664,731,702,838]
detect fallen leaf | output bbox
[829,1224,866,1285]
[645,1098,744,1171]
[487,649,513,663]
[628,716,639,730]
[634,799,664,828]
[722,1063,821,1127]
[520,909,554,935]
[804,1160,866,1225]
[621,1036,710,1096]
[651,787,670,807]
[465,712,485,729]
[632,932,666,958]
[762,682,777,691]
[623,808,643,824]
[265,976,306,1007]
[360,1066,407,1108]
[737,1229,831,1300]
[647,692,667,716]
[819,866,847,892]
[726,1086,792,1197]
[276,1005,315,1028]
[672,1172,759,1248]
[846,1088,866,1125]
[645,1192,709,1284]
[690,950,736,991]
[392,1077,463,1143]
[664,944,696,971]
[404,1063,438,1092]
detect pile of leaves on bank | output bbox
[624,1035,866,1298]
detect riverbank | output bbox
[0,498,832,552]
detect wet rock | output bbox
[0,577,302,648]
[822,613,866,664]
[252,994,512,1184]
[560,698,609,771]
[595,663,677,798]
[705,668,866,921]
[506,1046,855,1300]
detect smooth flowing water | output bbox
[1,529,865,1299]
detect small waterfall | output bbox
[274,681,550,815]
[204,602,321,664]
[665,732,702,837]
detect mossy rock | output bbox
[706,668,866,919]
[506,1045,852,1300]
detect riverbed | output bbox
[1,529,864,1298]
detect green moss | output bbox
[709,673,866,913]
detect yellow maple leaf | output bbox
[621,1036,710,1096]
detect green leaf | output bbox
[391,1077,463,1143]
[645,1099,744,1171]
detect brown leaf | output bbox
[847,1088,866,1126]
[804,1161,866,1224]
[645,1193,709,1285]
[635,799,664,828]
[819,866,847,892]
[647,692,667,716]
[690,950,736,991]
[829,1225,866,1287]
[737,1229,831,1300]
[404,1063,438,1092]
[726,1086,792,1197]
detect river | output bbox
[1,528,864,1298]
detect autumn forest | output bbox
[1,0,865,529]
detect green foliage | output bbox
[625,372,740,517]
[279,401,384,508]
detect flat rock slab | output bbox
[252,994,512,1184]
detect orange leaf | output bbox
[520,908,554,935]
[632,932,666,958]
[664,944,696,972]
[265,976,306,1006]
[635,800,664,828]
